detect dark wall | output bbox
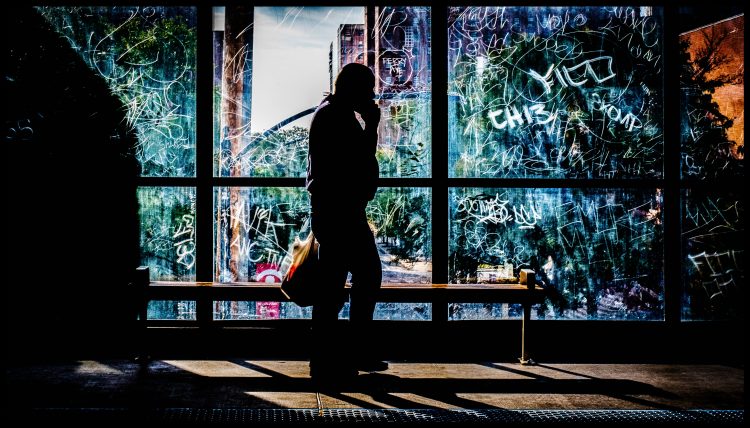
[3,6,139,359]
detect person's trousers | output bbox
[309,201,382,363]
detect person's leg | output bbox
[310,278,348,377]
[309,205,353,378]
[348,220,381,325]
[348,212,385,370]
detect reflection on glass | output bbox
[679,13,744,179]
[213,301,430,320]
[682,191,744,320]
[40,6,197,177]
[214,301,311,320]
[448,6,664,179]
[213,6,431,178]
[449,188,664,320]
[138,187,196,281]
[147,300,196,320]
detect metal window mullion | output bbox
[432,5,449,323]
[444,178,666,189]
[664,5,682,327]
[195,3,215,326]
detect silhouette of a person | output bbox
[306,63,384,380]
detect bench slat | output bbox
[146,282,545,304]
[134,267,543,363]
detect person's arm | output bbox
[307,107,338,195]
[360,102,380,154]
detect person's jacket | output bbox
[306,94,379,206]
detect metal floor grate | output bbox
[23,408,744,426]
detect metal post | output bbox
[519,269,536,365]
[132,266,150,363]
[519,302,533,365]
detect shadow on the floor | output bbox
[479,362,682,410]
[6,359,680,411]
[227,359,674,397]
[160,359,679,410]
[214,359,677,409]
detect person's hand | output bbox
[359,102,381,129]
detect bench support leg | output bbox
[133,267,151,364]
[519,302,535,365]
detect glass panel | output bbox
[213,6,320,177]
[449,188,664,320]
[214,6,431,177]
[369,188,433,283]
[449,303,523,321]
[214,187,309,282]
[375,7,432,177]
[213,301,430,320]
[448,6,664,179]
[214,301,311,320]
[679,11,744,179]
[374,303,431,320]
[215,187,431,283]
[147,300,196,320]
[40,7,197,177]
[682,191,744,320]
[138,187,196,281]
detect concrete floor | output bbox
[5,360,744,411]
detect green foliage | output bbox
[243,126,309,177]
[368,189,431,263]
[379,98,432,177]
[115,14,196,72]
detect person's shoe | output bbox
[353,359,389,372]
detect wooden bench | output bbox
[133,267,545,364]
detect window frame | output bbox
[126,2,742,326]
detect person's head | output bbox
[334,63,375,112]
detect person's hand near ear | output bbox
[359,101,381,133]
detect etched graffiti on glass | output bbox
[367,187,432,284]
[682,191,744,320]
[679,14,744,179]
[214,301,430,321]
[215,187,432,284]
[214,187,431,319]
[449,188,664,320]
[214,187,309,283]
[375,7,432,177]
[148,301,196,320]
[449,303,524,321]
[40,7,197,177]
[448,6,663,178]
[214,6,431,178]
[214,301,311,320]
[138,187,196,281]
[373,303,430,320]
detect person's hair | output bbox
[334,63,375,95]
